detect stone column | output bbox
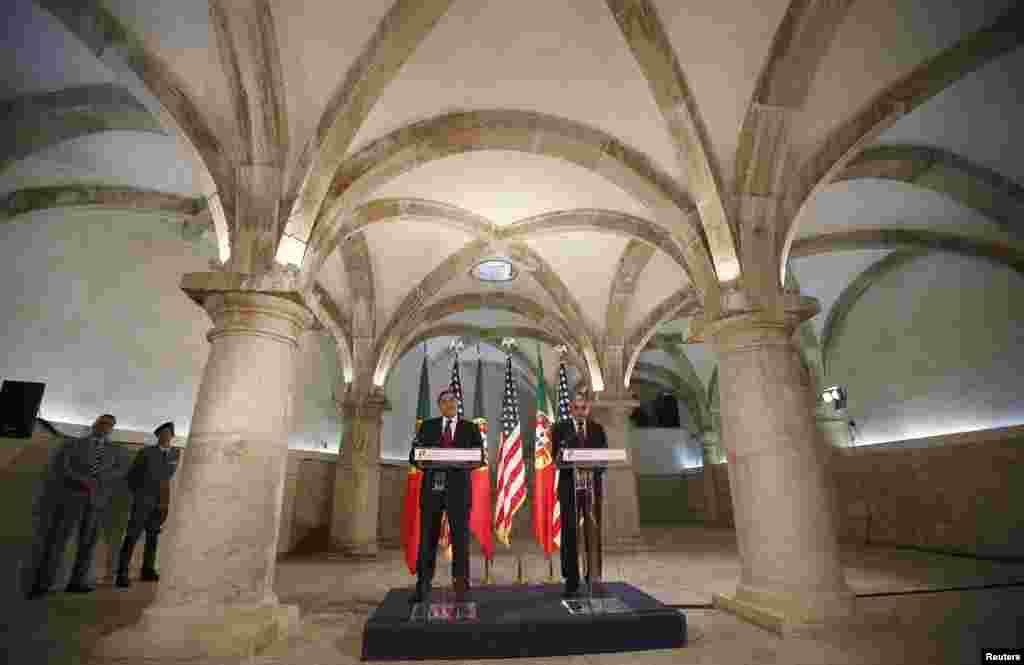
[816,405,853,448]
[329,393,387,557]
[700,429,722,525]
[589,398,642,550]
[707,296,855,633]
[95,287,313,661]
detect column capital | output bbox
[180,269,311,310]
[335,391,389,420]
[704,291,819,354]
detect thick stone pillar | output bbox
[95,287,313,661]
[700,429,722,525]
[707,296,855,633]
[816,405,853,448]
[329,393,386,556]
[589,398,642,550]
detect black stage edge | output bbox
[362,582,686,661]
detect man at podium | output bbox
[409,388,485,602]
[550,388,607,597]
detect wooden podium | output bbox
[557,448,628,598]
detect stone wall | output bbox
[687,426,1024,558]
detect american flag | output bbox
[557,361,572,422]
[494,354,525,545]
[450,355,465,419]
[552,358,572,547]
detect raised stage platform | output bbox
[362,582,686,660]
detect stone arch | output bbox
[779,4,1024,283]
[820,249,929,378]
[39,1,236,261]
[834,144,1024,238]
[622,287,701,388]
[606,1,738,281]
[0,84,164,169]
[373,291,582,388]
[790,229,1024,276]
[299,109,719,302]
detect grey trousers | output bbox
[118,498,163,576]
[33,489,102,590]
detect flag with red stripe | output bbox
[532,343,558,554]
[494,354,525,545]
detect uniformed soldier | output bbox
[115,421,180,588]
[27,413,125,598]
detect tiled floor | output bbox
[4,526,1023,665]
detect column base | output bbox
[91,601,300,662]
[603,532,645,553]
[327,540,379,559]
[712,584,856,636]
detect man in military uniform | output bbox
[115,421,180,587]
[27,413,124,598]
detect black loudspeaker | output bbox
[0,380,46,438]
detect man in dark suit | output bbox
[27,413,126,598]
[550,388,607,597]
[116,421,181,588]
[408,388,484,602]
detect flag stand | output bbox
[483,556,495,585]
[545,555,558,584]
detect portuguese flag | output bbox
[469,356,495,560]
[532,343,558,555]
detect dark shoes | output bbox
[64,583,95,593]
[453,576,469,600]
[25,586,49,600]
[115,575,131,589]
[140,570,160,582]
[411,580,431,603]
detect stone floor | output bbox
[3,526,1023,665]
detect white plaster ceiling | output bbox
[523,231,632,328]
[652,0,790,183]
[364,151,651,225]
[270,0,394,185]
[875,46,1024,188]
[360,219,475,326]
[624,248,690,334]
[0,131,195,197]
[427,265,564,318]
[796,178,1015,246]
[794,0,1016,161]
[348,0,682,184]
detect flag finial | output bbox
[501,337,517,351]
[449,338,466,355]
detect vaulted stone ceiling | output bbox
[2,0,1021,400]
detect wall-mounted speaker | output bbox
[0,380,46,438]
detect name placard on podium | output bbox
[559,448,628,467]
[413,447,484,468]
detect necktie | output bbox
[576,419,585,441]
[89,437,104,477]
[442,419,454,447]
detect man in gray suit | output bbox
[116,421,180,587]
[27,413,124,598]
